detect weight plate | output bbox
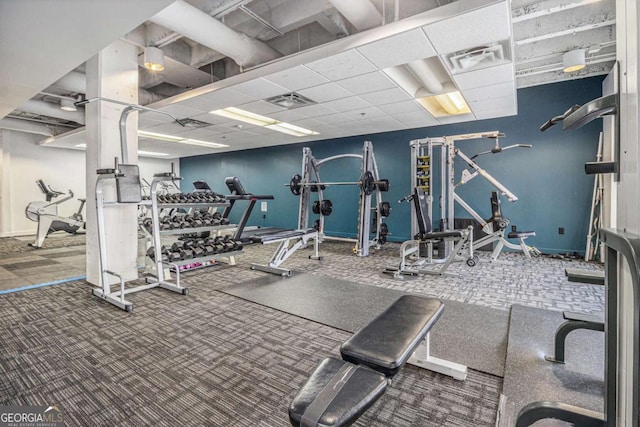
[361,170,375,196]
[312,200,320,215]
[320,199,333,216]
[377,178,390,192]
[379,222,389,236]
[379,201,391,217]
[290,174,302,196]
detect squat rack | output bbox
[292,140,388,257]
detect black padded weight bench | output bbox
[384,187,476,278]
[288,295,467,427]
[250,227,321,276]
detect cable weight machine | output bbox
[410,131,538,262]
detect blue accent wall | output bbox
[181,76,605,254]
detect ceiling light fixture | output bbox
[265,122,319,137]
[138,130,229,148]
[210,107,277,126]
[143,46,165,71]
[417,91,471,117]
[562,49,586,73]
[60,99,78,112]
[384,64,471,117]
[210,107,319,137]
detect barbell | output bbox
[287,171,389,196]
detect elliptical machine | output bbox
[25,179,86,248]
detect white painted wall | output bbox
[0,129,178,237]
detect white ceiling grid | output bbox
[45,0,517,158]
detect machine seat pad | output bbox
[507,231,536,238]
[340,295,444,377]
[288,357,387,427]
[419,230,463,240]
[253,228,316,243]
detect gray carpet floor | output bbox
[0,237,606,426]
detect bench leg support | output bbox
[544,315,605,364]
[407,333,468,381]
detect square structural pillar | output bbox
[85,40,140,286]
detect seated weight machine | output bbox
[410,131,538,263]
[383,187,476,278]
[25,179,86,248]
[287,140,390,257]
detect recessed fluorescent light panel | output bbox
[210,107,319,137]
[74,143,170,157]
[137,130,228,148]
[417,91,471,117]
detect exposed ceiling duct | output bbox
[0,117,54,136]
[327,0,383,31]
[47,71,164,106]
[149,0,282,68]
[17,99,85,125]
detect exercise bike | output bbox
[25,179,86,248]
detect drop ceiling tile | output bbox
[178,127,222,139]
[269,109,308,121]
[322,96,371,113]
[377,100,425,115]
[397,110,439,126]
[263,65,329,91]
[142,121,193,135]
[470,94,517,119]
[293,118,327,128]
[422,2,511,54]
[237,100,287,115]
[306,50,377,81]
[463,81,515,102]
[360,87,412,106]
[293,103,336,118]
[335,71,396,95]
[357,28,437,69]
[157,104,205,120]
[312,113,351,125]
[297,83,353,103]
[453,63,514,90]
[231,78,290,99]
[436,113,476,125]
[179,88,256,111]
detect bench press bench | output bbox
[289,295,467,427]
[250,228,321,276]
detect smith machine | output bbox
[286,141,390,257]
[410,131,538,262]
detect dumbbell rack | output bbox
[146,174,244,287]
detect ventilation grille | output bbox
[178,118,214,128]
[448,44,506,73]
[265,92,317,110]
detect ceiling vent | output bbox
[448,44,505,73]
[178,118,214,128]
[265,92,317,110]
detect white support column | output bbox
[615,0,639,423]
[0,130,8,236]
[85,40,139,286]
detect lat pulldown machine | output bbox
[287,140,390,257]
[410,131,538,262]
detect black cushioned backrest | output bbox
[340,295,444,377]
[412,187,432,234]
[225,176,247,195]
[116,164,142,203]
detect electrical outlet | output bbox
[559,227,565,235]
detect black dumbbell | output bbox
[192,246,205,257]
